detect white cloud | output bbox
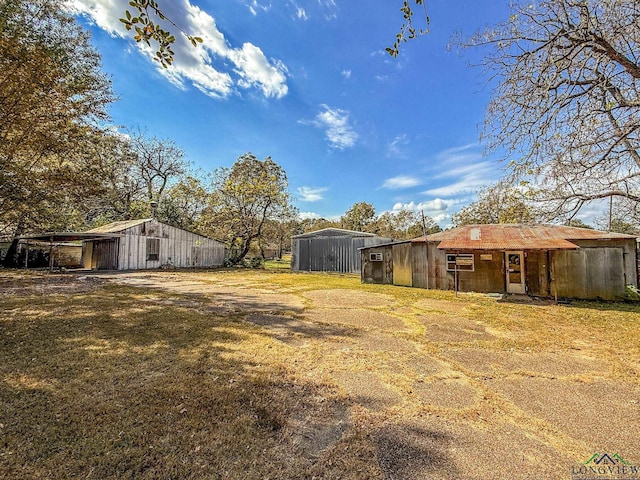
[382,175,421,190]
[341,70,351,79]
[389,198,464,227]
[392,199,451,213]
[68,0,288,99]
[422,145,499,197]
[245,1,271,16]
[299,211,320,219]
[297,186,328,202]
[386,134,409,157]
[296,7,308,20]
[305,104,358,149]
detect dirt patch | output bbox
[285,399,350,459]
[420,314,496,342]
[0,273,106,295]
[414,378,479,409]
[356,332,416,353]
[304,308,407,331]
[333,371,401,410]
[304,289,394,308]
[103,273,306,314]
[374,416,572,480]
[445,348,608,377]
[489,377,640,449]
[245,313,350,343]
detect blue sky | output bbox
[68,0,515,226]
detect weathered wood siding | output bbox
[361,245,393,284]
[525,251,549,297]
[456,251,505,293]
[392,243,412,286]
[361,237,637,300]
[83,220,225,270]
[116,222,224,270]
[550,248,625,300]
[93,239,119,270]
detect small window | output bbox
[446,253,474,272]
[146,238,160,261]
[370,252,383,262]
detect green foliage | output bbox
[374,209,439,239]
[386,0,429,58]
[624,285,640,302]
[452,181,541,226]
[341,202,376,232]
[201,153,293,266]
[0,0,115,236]
[120,0,202,68]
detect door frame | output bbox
[505,251,526,294]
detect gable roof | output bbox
[86,218,152,234]
[411,224,636,250]
[293,228,379,239]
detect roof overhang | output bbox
[436,238,580,250]
[19,232,124,242]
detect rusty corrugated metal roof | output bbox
[410,224,636,250]
[86,218,152,233]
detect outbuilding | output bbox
[82,219,225,270]
[360,224,638,301]
[21,219,226,271]
[292,228,393,274]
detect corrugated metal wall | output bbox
[392,243,412,286]
[551,247,625,300]
[292,234,391,273]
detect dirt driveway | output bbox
[88,269,640,479]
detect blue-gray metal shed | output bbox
[291,228,393,273]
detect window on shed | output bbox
[446,253,474,272]
[146,238,160,261]
[370,252,383,262]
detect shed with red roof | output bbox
[360,224,637,300]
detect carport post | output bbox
[48,235,54,272]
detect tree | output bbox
[452,181,541,226]
[201,153,292,265]
[257,205,300,260]
[341,202,377,232]
[374,209,440,239]
[86,131,188,224]
[299,218,341,233]
[129,131,187,207]
[468,0,640,221]
[0,0,114,242]
[157,175,210,233]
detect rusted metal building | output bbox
[82,219,226,270]
[292,228,393,274]
[360,224,638,300]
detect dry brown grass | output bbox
[1,269,639,479]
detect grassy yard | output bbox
[1,269,639,479]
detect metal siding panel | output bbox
[392,243,412,286]
[551,248,625,300]
[412,243,429,288]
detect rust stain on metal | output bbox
[410,224,635,250]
